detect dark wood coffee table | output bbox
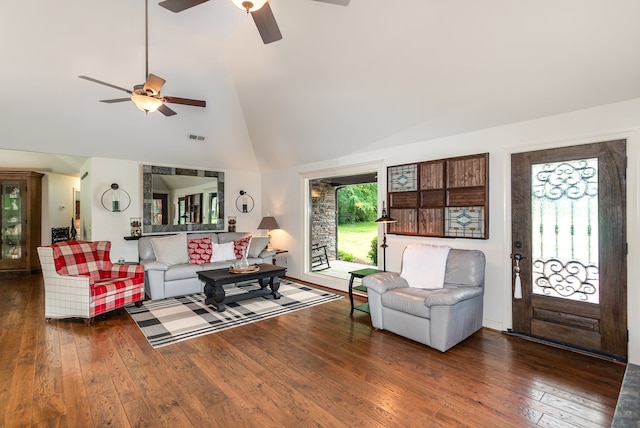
[197,263,286,312]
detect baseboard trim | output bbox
[502,329,627,364]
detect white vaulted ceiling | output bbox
[2,0,640,173]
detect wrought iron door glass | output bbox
[531,158,599,303]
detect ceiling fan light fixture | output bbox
[231,0,267,13]
[131,94,163,113]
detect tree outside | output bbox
[336,183,378,264]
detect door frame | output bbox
[501,131,639,358]
[301,161,383,281]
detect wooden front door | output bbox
[511,140,627,360]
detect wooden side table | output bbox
[348,268,383,316]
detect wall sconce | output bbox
[235,190,254,213]
[101,183,131,212]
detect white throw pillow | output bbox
[150,233,189,266]
[211,241,236,262]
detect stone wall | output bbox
[311,180,336,260]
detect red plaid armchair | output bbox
[37,241,145,324]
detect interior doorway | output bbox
[73,188,80,239]
[309,171,378,280]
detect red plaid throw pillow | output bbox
[233,236,252,259]
[188,237,213,265]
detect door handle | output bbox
[510,253,527,275]
[511,253,526,262]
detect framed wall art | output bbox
[386,153,489,239]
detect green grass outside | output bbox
[337,222,377,264]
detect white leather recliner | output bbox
[363,245,486,352]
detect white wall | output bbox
[0,153,263,261]
[84,158,264,263]
[260,98,640,364]
[80,158,92,241]
[86,157,142,262]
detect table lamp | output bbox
[257,216,280,248]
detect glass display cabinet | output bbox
[0,172,43,273]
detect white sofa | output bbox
[139,231,275,300]
[363,245,485,352]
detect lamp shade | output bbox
[257,216,279,230]
[375,214,397,224]
[375,202,397,224]
[131,94,163,113]
[231,0,268,12]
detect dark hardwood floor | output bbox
[0,272,625,427]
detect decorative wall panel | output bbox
[387,153,489,239]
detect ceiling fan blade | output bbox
[143,73,166,95]
[251,2,282,44]
[163,96,206,107]
[78,76,132,94]
[312,0,350,5]
[159,0,208,12]
[100,98,131,103]
[158,104,177,116]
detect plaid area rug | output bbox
[126,280,342,348]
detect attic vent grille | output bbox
[187,133,206,142]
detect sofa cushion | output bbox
[381,288,432,319]
[165,263,203,281]
[233,235,252,259]
[91,284,145,317]
[211,242,236,262]
[151,233,189,265]
[247,237,270,258]
[187,232,219,244]
[201,261,235,270]
[94,241,113,274]
[52,241,102,281]
[218,232,251,244]
[138,236,157,261]
[444,249,486,287]
[188,237,213,265]
[423,286,483,307]
[92,277,140,298]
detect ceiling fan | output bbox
[158,0,350,44]
[79,0,206,116]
